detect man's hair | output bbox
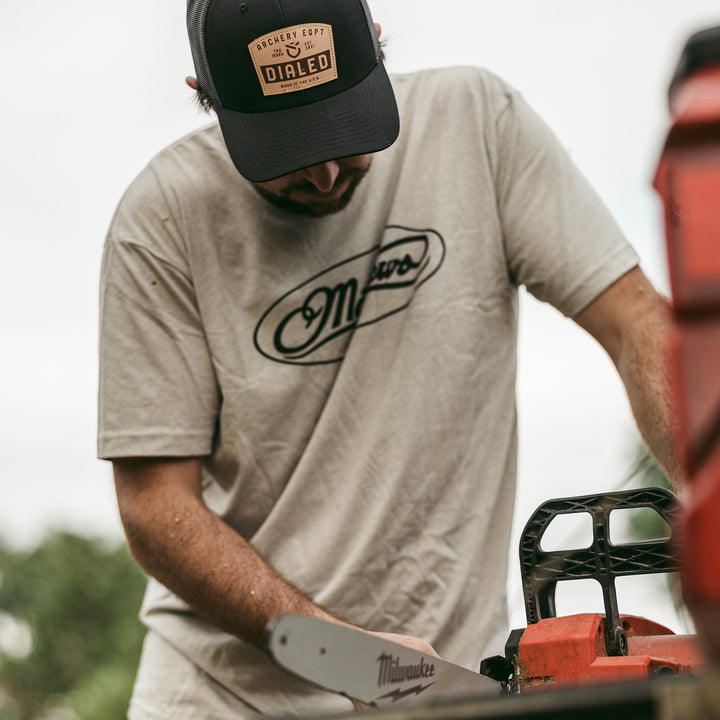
[192,39,387,113]
[194,84,215,113]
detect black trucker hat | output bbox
[186,0,400,182]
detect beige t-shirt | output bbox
[98,66,639,715]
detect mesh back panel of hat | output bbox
[187,0,220,102]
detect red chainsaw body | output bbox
[513,613,701,690]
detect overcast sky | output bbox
[2,1,718,632]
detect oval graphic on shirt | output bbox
[254,225,446,365]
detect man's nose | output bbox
[302,161,341,192]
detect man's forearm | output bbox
[605,274,686,491]
[113,457,338,648]
[615,303,685,489]
[575,267,686,494]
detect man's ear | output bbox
[375,22,381,38]
[186,76,199,91]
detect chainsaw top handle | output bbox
[519,487,681,656]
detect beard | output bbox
[252,160,372,217]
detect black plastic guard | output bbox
[519,488,681,655]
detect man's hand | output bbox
[367,630,439,658]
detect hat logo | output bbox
[249,23,338,97]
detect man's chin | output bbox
[253,168,369,217]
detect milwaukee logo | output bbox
[249,23,337,96]
[376,653,436,687]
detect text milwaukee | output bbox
[261,51,332,84]
[376,653,436,687]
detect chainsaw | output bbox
[267,488,703,709]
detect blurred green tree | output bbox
[0,532,146,720]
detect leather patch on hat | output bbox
[249,23,338,96]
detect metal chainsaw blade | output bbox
[266,615,500,709]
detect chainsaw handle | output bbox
[519,488,681,656]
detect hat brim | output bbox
[215,61,399,183]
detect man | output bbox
[98,0,680,717]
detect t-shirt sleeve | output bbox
[492,83,639,317]
[97,169,219,460]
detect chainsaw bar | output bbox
[266,615,500,709]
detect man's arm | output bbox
[573,266,686,494]
[113,457,437,653]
